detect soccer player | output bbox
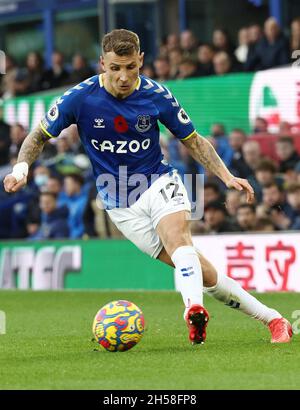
[3,29,292,345]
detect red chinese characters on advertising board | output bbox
[226,242,256,290]
[266,241,296,291]
[225,240,296,291]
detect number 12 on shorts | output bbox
[160,182,183,203]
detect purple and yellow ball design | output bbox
[92,300,145,352]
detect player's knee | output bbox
[164,231,193,256]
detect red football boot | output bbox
[268,318,293,343]
[185,304,210,345]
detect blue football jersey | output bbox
[40,75,195,208]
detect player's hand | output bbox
[3,174,27,193]
[226,176,255,204]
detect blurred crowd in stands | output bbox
[1,16,299,99]
[147,16,299,80]
[1,16,300,240]
[0,52,95,100]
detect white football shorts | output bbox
[107,172,191,258]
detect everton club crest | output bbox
[135,115,151,133]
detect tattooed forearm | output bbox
[18,126,49,166]
[182,132,233,184]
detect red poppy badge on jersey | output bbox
[114,115,129,133]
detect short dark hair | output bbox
[64,173,84,186]
[255,217,274,230]
[40,191,57,200]
[49,175,63,184]
[179,58,197,67]
[13,123,25,131]
[205,200,227,214]
[154,56,169,64]
[255,159,277,174]
[212,123,226,133]
[263,182,284,193]
[256,117,267,124]
[198,43,215,51]
[204,182,220,193]
[277,136,294,146]
[102,29,140,56]
[237,203,256,213]
[286,183,300,194]
[231,128,247,136]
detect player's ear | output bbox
[100,55,106,71]
[139,52,144,68]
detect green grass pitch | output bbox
[0,290,299,390]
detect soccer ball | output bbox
[92,300,145,352]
